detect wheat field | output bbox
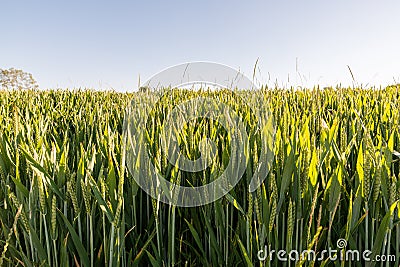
[0,87,400,266]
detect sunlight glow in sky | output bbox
[1,0,400,91]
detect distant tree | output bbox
[0,68,39,90]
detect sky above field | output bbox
[1,0,400,91]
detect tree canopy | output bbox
[0,68,39,90]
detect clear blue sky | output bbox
[1,0,400,91]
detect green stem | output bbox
[365,202,369,251]
[395,225,399,267]
[225,204,228,266]
[53,240,58,267]
[43,214,51,266]
[171,206,176,266]
[109,224,115,267]
[103,213,107,266]
[90,212,94,267]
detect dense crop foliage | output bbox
[1,87,400,266]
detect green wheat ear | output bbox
[269,194,277,233]
[254,186,263,225]
[247,190,253,220]
[113,198,123,226]
[37,174,47,215]
[300,149,310,197]
[363,143,372,201]
[67,179,80,215]
[9,192,30,234]
[81,179,91,214]
[287,199,294,237]
[51,195,57,240]
[268,172,278,232]
[372,165,381,202]
[389,176,397,206]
